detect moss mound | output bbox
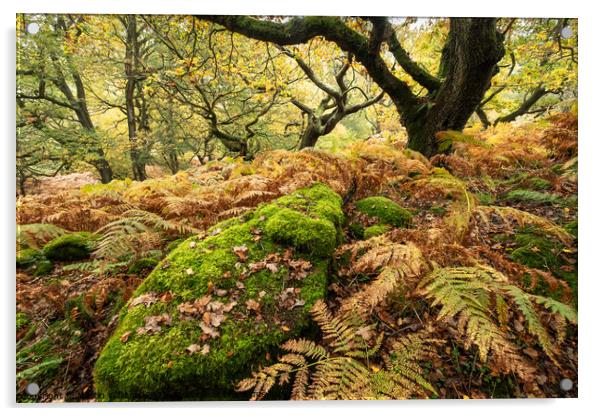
[16,248,53,276]
[42,232,94,261]
[127,258,160,275]
[355,196,412,228]
[363,224,391,239]
[16,248,45,268]
[94,184,343,401]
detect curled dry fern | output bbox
[236,299,439,400]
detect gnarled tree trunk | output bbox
[196,16,505,157]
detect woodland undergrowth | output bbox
[16,113,578,401]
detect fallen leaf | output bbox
[245,299,261,312]
[201,344,210,355]
[200,322,220,338]
[233,245,249,262]
[120,331,132,343]
[129,293,158,309]
[186,343,201,354]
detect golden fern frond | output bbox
[16,223,68,250]
[233,190,277,206]
[419,266,517,361]
[502,285,558,363]
[401,168,476,240]
[217,206,253,220]
[281,338,328,361]
[379,330,442,397]
[419,265,577,365]
[350,241,425,275]
[237,299,439,400]
[94,209,197,260]
[310,300,360,354]
[309,357,371,400]
[474,205,573,245]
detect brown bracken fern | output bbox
[236,299,440,400]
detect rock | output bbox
[363,224,391,239]
[94,184,343,401]
[42,232,95,261]
[355,196,412,228]
[16,247,53,276]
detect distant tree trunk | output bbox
[124,15,148,181]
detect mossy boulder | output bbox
[42,232,95,261]
[16,248,45,268]
[94,184,343,401]
[127,258,160,275]
[355,196,412,228]
[363,224,391,239]
[16,248,53,276]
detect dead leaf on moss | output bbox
[186,343,201,354]
[129,292,158,309]
[245,299,261,312]
[200,322,220,338]
[233,245,248,262]
[119,331,132,343]
[136,313,172,335]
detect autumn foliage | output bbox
[16,113,577,401]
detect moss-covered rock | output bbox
[16,248,45,268]
[94,184,343,401]
[127,258,160,275]
[42,232,94,261]
[363,224,391,239]
[32,259,54,276]
[509,228,577,301]
[16,312,29,331]
[16,248,53,276]
[348,222,365,240]
[355,196,412,228]
[165,238,185,253]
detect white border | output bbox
[2,1,601,415]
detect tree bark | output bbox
[494,86,549,125]
[124,15,148,181]
[196,16,504,157]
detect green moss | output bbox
[65,294,95,326]
[16,248,45,268]
[428,205,448,216]
[504,189,561,205]
[509,228,577,301]
[263,208,336,257]
[32,259,54,276]
[355,196,412,228]
[94,184,342,401]
[475,193,495,206]
[363,224,391,239]
[348,222,365,240]
[527,177,552,190]
[42,232,94,261]
[165,238,185,253]
[16,312,29,331]
[565,219,578,237]
[127,258,160,275]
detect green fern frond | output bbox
[420,265,576,365]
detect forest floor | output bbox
[16,113,578,402]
